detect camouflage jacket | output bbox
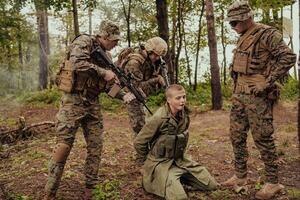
[123,48,163,97]
[232,23,296,86]
[66,34,123,104]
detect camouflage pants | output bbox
[45,94,104,196]
[230,93,278,183]
[126,99,145,135]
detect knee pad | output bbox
[52,143,71,162]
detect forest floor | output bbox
[0,99,300,200]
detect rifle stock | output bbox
[91,46,153,115]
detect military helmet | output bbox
[145,37,168,56]
[225,1,253,22]
[95,20,121,40]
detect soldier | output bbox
[44,20,135,200]
[222,1,296,199]
[134,84,218,200]
[121,36,168,136]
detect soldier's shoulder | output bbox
[259,25,283,46]
[72,34,93,45]
[128,51,145,64]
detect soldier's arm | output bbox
[134,112,163,160]
[69,35,108,78]
[124,59,144,82]
[262,29,296,85]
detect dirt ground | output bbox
[0,100,299,200]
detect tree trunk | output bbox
[72,0,80,36]
[88,5,92,35]
[221,7,227,85]
[297,0,300,155]
[174,0,183,83]
[182,18,191,87]
[121,0,132,46]
[205,0,222,110]
[183,32,191,87]
[156,0,174,83]
[34,0,49,90]
[37,9,48,90]
[193,0,205,91]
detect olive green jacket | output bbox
[134,104,212,197]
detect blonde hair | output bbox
[165,84,185,98]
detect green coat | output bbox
[134,104,215,198]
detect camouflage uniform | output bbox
[134,104,217,200]
[227,2,296,184]
[45,20,123,197]
[123,46,165,135]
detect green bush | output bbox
[93,179,120,200]
[280,78,298,101]
[17,88,62,107]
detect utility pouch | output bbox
[152,136,166,158]
[56,60,75,93]
[108,83,122,97]
[164,135,176,158]
[174,134,187,159]
[233,49,249,74]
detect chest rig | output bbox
[56,34,108,101]
[150,107,190,159]
[232,23,273,75]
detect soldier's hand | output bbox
[157,75,166,87]
[123,92,136,103]
[249,82,269,95]
[104,70,117,81]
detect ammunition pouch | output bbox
[56,60,75,93]
[174,133,187,159]
[73,70,103,101]
[232,49,249,74]
[151,133,187,159]
[232,24,273,75]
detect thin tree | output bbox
[88,4,92,35]
[120,0,132,46]
[155,0,174,83]
[220,7,227,85]
[298,0,300,155]
[72,0,79,36]
[193,0,205,91]
[174,0,184,83]
[205,0,222,109]
[34,0,49,90]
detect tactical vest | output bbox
[232,23,274,75]
[150,108,190,160]
[56,34,108,100]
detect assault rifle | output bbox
[159,57,170,87]
[91,46,153,115]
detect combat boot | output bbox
[255,183,284,200]
[84,188,93,200]
[221,174,247,187]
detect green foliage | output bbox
[8,193,32,200]
[17,88,62,107]
[146,90,166,108]
[280,78,298,101]
[99,93,124,112]
[93,179,120,200]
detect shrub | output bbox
[17,88,61,107]
[93,179,120,200]
[280,78,298,101]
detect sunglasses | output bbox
[229,21,241,27]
